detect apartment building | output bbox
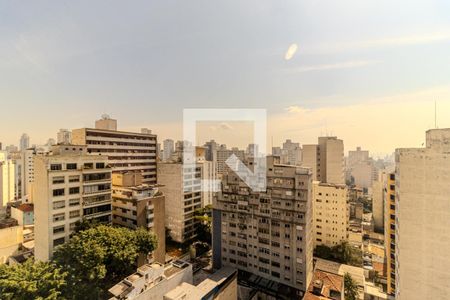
[163,139,174,162]
[57,129,72,144]
[158,162,202,243]
[0,150,15,208]
[385,173,396,297]
[303,137,344,184]
[216,146,245,176]
[34,145,112,261]
[72,116,157,185]
[212,156,314,298]
[111,172,165,263]
[281,139,302,166]
[312,182,348,247]
[395,129,450,299]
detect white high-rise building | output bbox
[395,129,450,300]
[57,129,72,144]
[34,145,112,261]
[0,151,15,207]
[163,139,175,162]
[20,133,29,151]
[282,139,302,166]
[157,161,202,243]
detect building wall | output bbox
[72,127,157,185]
[0,151,15,207]
[396,129,450,300]
[385,173,396,296]
[213,157,313,295]
[158,163,202,243]
[0,225,23,264]
[302,145,318,181]
[312,182,348,247]
[372,178,385,232]
[319,137,344,185]
[34,148,111,261]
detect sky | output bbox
[1,0,450,156]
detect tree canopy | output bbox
[0,260,67,300]
[0,224,158,300]
[314,241,363,267]
[53,225,157,299]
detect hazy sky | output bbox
[1,0,450,155]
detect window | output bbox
[67,163,77,170]
[52,176,65,184]
[96,162,105,169]
[53,237,65,246]
[50,164,62,171]
[84,163,94,169]
[69,187,80,195]
[69,210,80,219]
[53,225,65,234]
[53,200,65,210]
[69,175,80,183]
[69,198,80,207]
[53,189,65,197]
[53,213,65,222]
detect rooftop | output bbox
[304,270,343,300]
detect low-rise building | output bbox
[304,269,344,300]
[163,267,237,300]
[0,218,23,264]
[108,260,193,300]
[112,172,165,263]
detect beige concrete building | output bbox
[385,173,396,297]
[303,137,344,184]
[371,172,386,232]
[312,182,348,247]
[164,267,237,300]
[0,218,23,264]
[213,156,314,298]
[72,116,157,185]
[395,129,450,300]
[112,172,165,263]
[34,145,112,261]
[280,139,302,166]
[216,146,245,176]
[0,150,15,208]
[108,260,193,300]
[158,162,202,243]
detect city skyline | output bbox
[1,1,450,154]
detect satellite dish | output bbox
[101,114,110,120]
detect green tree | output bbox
[194,205,212,244]
[344,273,359,300]
[314,241,363,267]
[0,259,67,300]
[53,225,157,299]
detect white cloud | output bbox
[284,43,298,60]
[287,60,380,73]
